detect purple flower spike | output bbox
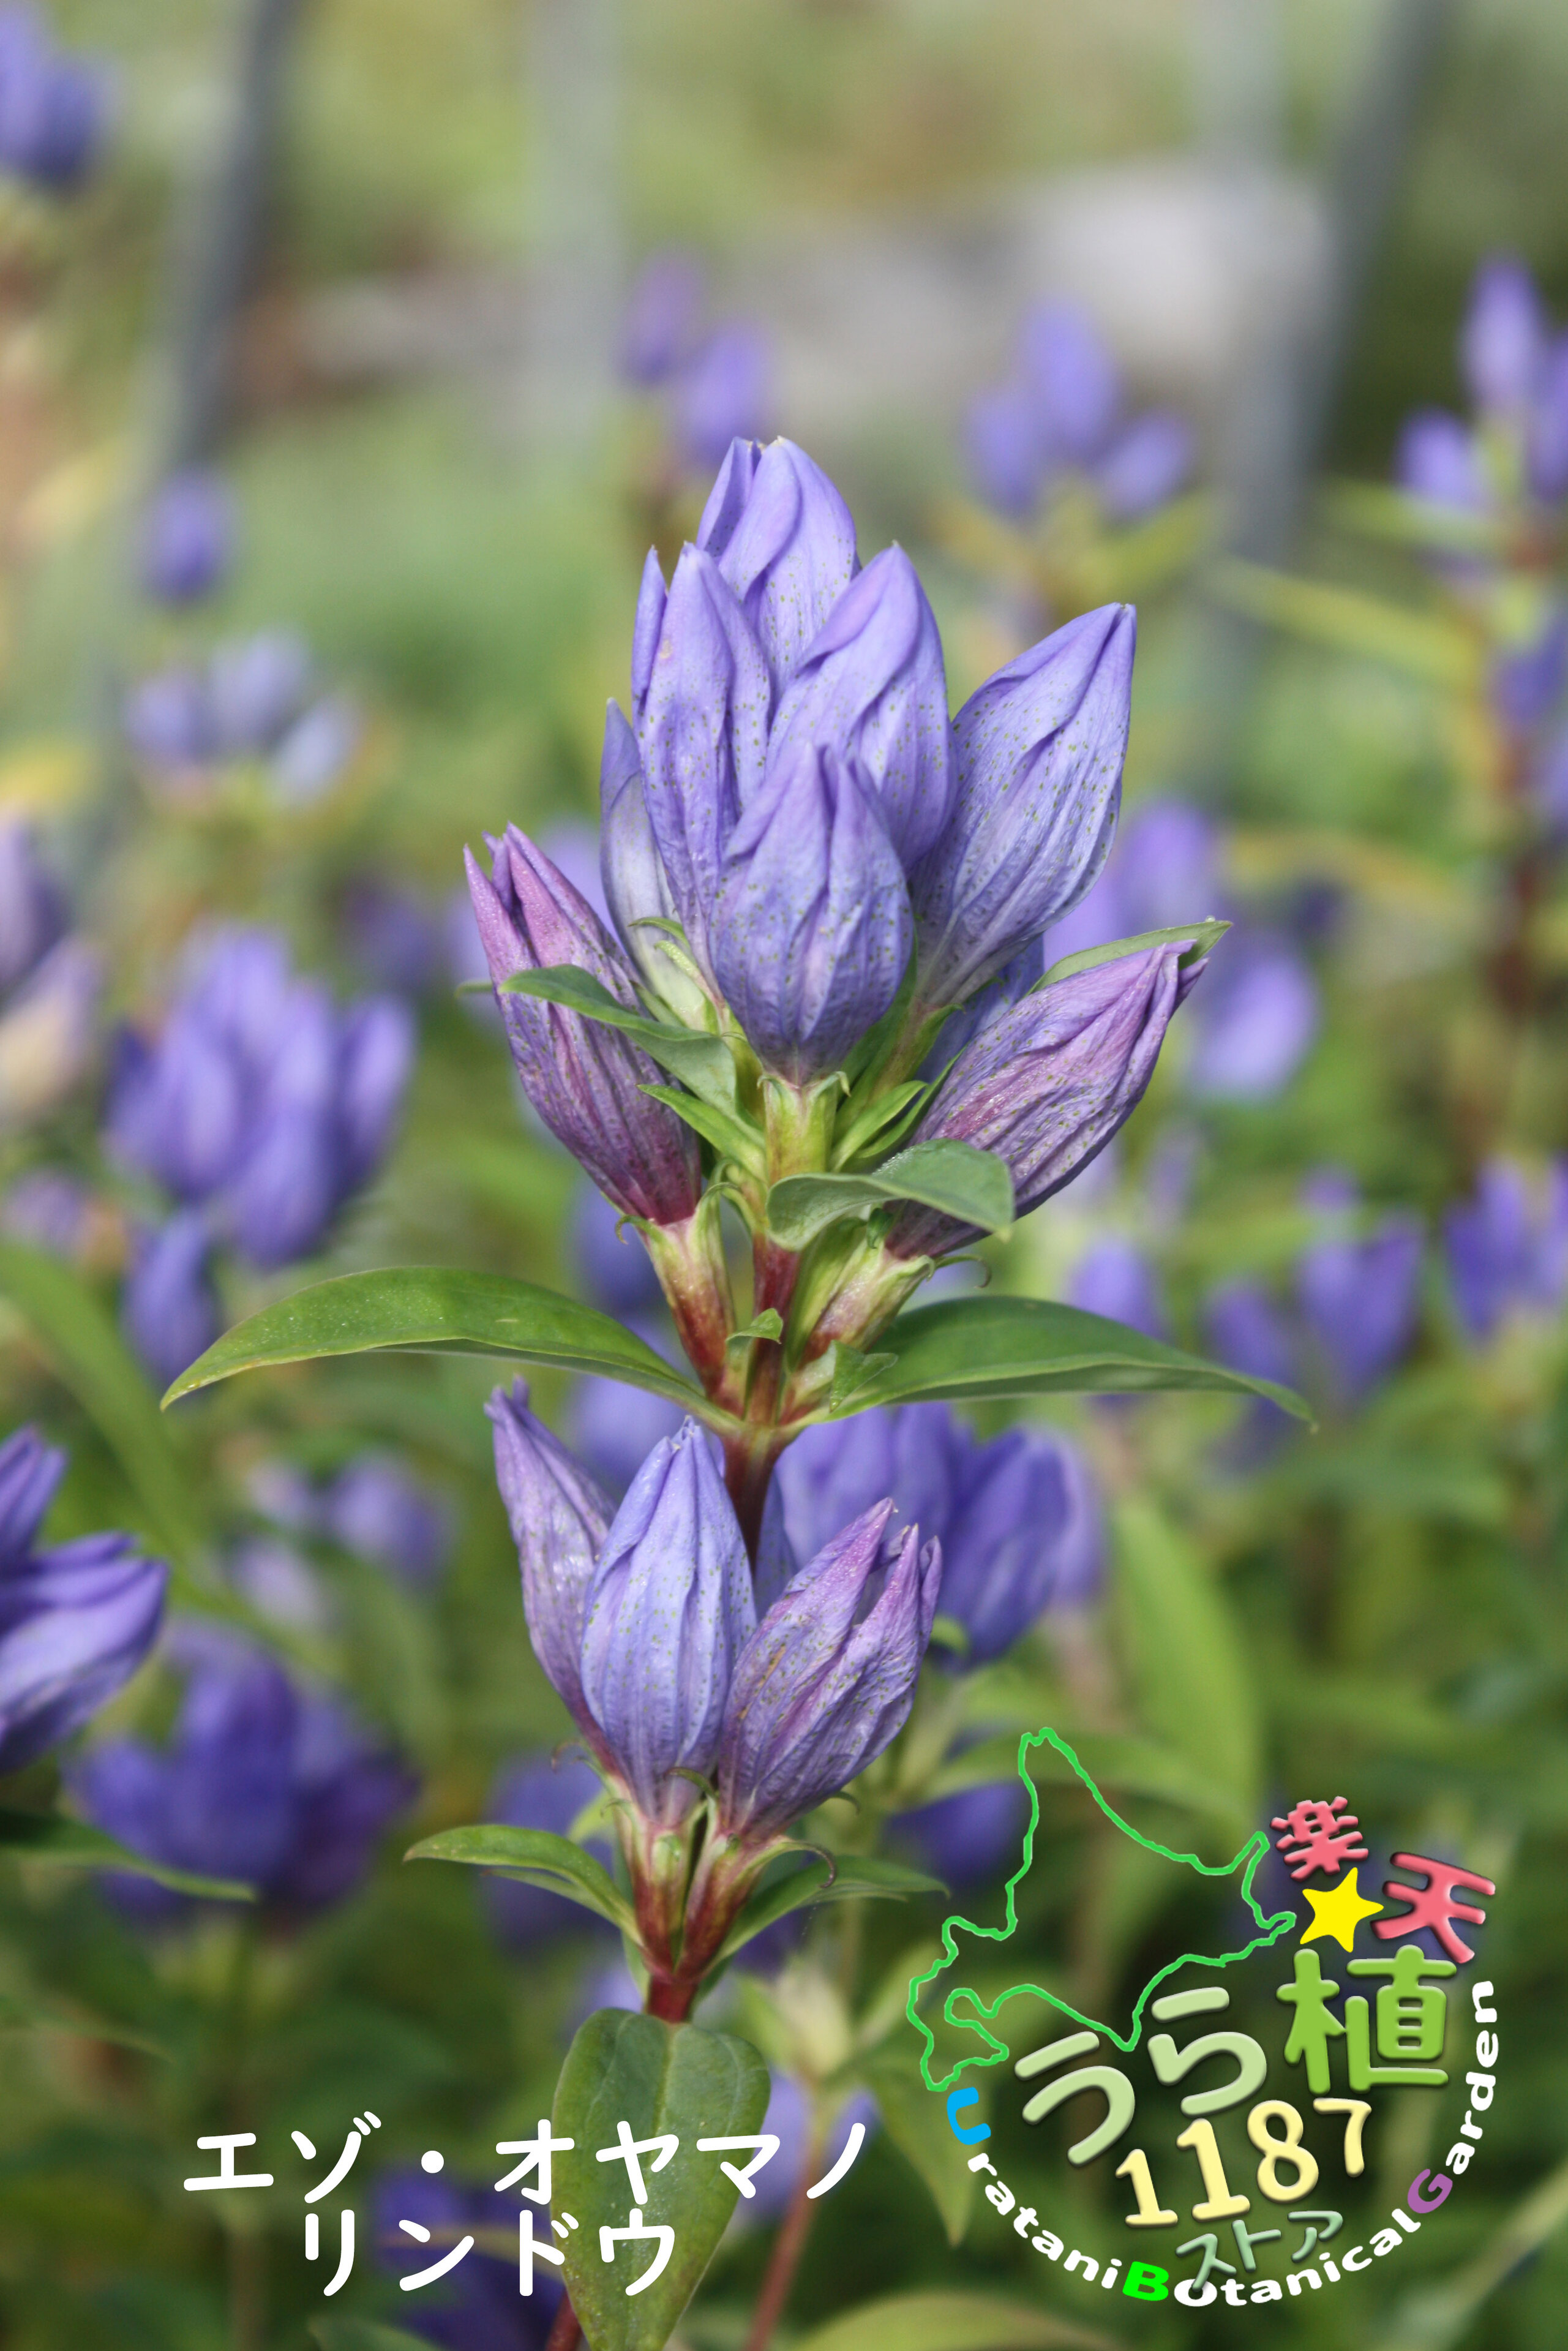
[621,247,707,386]
[939,1425,1103,1663]
[598,700,703,1021]
[702,438,859,694]
[1462,256,1545,416]
[694,437,764,563]
[711,742,912,1084]
[122,1211,219,1390]
[675,323,776,473]
[487,1379,615,1734]
[910,604,1135,1011]
[636,544,771,984]
[0,818,64,994]
[1019,300,1122,464]
[138,470,236,606]
[889,943,1198,1259]
[718,1503,941,1841]
[1297,1177,1422,1401]
[768,544,957,868]
[0,1426,166,1775]
[579,1421,756,1822]
[467,827,701,1225]
[1094,410,1196,523]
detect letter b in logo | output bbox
[1123,2263,1169,2301]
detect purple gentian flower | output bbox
[0,817,64,993]
[572,1344,685,1495]
[909,604,1135,1010]
[710,742,912,1083]
[674,322,776,472]
[1206,1279,1299,1393]
[697,436,858,694]
[621,247,707,386]
[940,1424,1103,1663]
[1444,1157,1568,1341]
[206,631,313,757]
[1095,409,1196,522]
[1297,1174,1422,1401]
[773,1402,965,1568]
[1395,410,1491,513]
[1185,935,1318,1101]
[1491,607,1568,732]
[482,1751,613,1948]
[137,470,235,606]
[321,1458,451,1584]
[466,827,702,1226]
[487,1379,615,1737]
[122,1211,219,1390]
[896,1778,1029,1889]
[1462,256,1545,416]
[1019,299,1122,464]
[1528,334,1568,503]
[374,2167,560,2347]
[1068,1238,1166,1339]
[964,380,1048,519]
[0,1426,166,1774]
[0,7,110,194]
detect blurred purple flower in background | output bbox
[1491,606,1568,734]
[0,819,99,1131]
[122,1210,220,1393]
[0,6,111,194]
[0,1426,167,1774]
[1445,1156,1568,1341]
[964,298,1196,524]
[123,633,362,805]
[620,247,707,386]
[74,1625,415,1920]
[620,249,776,472]
[1068,1236,1166,1339]
[482,1751,612,1949]
[895,1777,1030,1889]
[1297,1172,1423,1402]
[137,469,236,605]
[342,876,446,996]
[375,2167,561,2348]
[743,2080,878,2223]
[247,1451,452,1586]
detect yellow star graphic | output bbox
[1300,1868,1384,1952]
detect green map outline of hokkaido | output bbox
[905,1725,1299,2094]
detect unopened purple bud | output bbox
[1019,300,1122,464]
[122,666,215,772]
[122,1211,219,1390]
[1492,607,1568,733]
[674,322,776,473]
[138,470,235,606]
[207,631,312,757]
[1528,334,1568,503]
[1395,409,1491,512]
[1206,1279,1299,1392]
[718,1503,940,1840]
[466,827,701,1225]
[1444,1157,1568,1341]
[337,993,414,1191]
[225,990,339,1268]
[322,1457,451,1584]
[631,550,667,719]
[484,1752,614,1947]
[636,545,771,984]
[1298,1180,1422,1399]
[773,1402,963,1569]
[579,1421,756,1821]
[1461,255,1545,415]
[910,604,1135,1010]
[890,943,1198,1258]
[0,13,110,194]
[270,696,362,805]
[693,436,763,563]
[700,437,859,694]
[572,1366,685,1498]
[1186,935,1318,1102]
[897,1778,1029,1889]
[0,1426,166,1774]
[598,701,702,1020]
[768,545,956,867]
[1068,1238,1166,1339]
[0,817,64,993]
[963,381,1047,519]
[621,247,707,386]
[1093,408,1195,522]
[940,1424,1102,1663]
[487,1379,615,1733]
[711,742,912,1083]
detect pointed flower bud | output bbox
[630,551,667,720]
[636,545,771,984]
[940,1426,1102,1662]
[1093,408,1195,522]
[1461,255,1544,416]
[768,544,956,867]
[466,827,701,1225]
[487,1380,616,1735]
[0,1427,167,1775]
[598,700,707,1025]
[701,437,858,693]
[717,1503,941,1841]
[695,437,764,561]
[710,742,912,1083]
[675,322,776,472]
[0,817,64,994]
[1395,408,1491,513]
[910,604,1135,1011]
[578,1421,756,1822]
[887,942,1199,1259]
[122,1211,219,1390]
[1019,300,1122,465]
[1298,1177,1422,1399]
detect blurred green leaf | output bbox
[0,1992,168,2057]
[553,2009,769,2351]
[0,1238,207,1567]
[843,1296,1310,1419]
[404,1823,632,1930]
[0,1808,253,1900]
[502,966,738,1107]
[312,2323,434,2351]
[161,1267,727,1424]
[719,1855,947,1962]
[1322,477,1506,557]
[1207,556,1479,685]
[791,2290,1121,2351]
[928,1729,1250,1835]
[770,1142,1014,1250]
[1113,1500,1261,1820]
[1038,919,1229,989]
[857,2048,978,2245]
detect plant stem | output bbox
[742,2123,825,2351]
[227,2223,265,2351]
[544,2296,583,2351]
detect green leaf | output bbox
[833,1080,932,1170]
[404,1824,633,1931]
[312,2323,435,2351]
[1113,1499,1262,1821]
[0,1808,255,1900]
[161,1267,727,1426]
[726,1309,784,1358]
[640,1081,763,1171]
[827,1341,898,1412]
[769,1142,1014,1250]
[501,966,738,1108]
[0,1238,207,1565]
[927,1730,1251,1837]
[718,1854,945,1962]
[1322,476,1507,557]
[1038,919,1229,990]
[858,2049,980,2246]
[553,2009,770,2351]
[0,1990,169,2056]
[791,2290,1121,2351]
[1207,555,1479,686]
[842,1294,1310,1419]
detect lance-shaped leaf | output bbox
[718,1853,946,1962]
[1038,918,1229,991]
[833,1295,1311,1419]
[0,1807,255,1900]
[161,1268,730,1428]
[312,2323,434,2351]
[768,1141,1014,1251]
[791,2290,1120,2351]
[501,965,738,1110]
[553,2009,770,2351]
[404,1822,633,1932]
